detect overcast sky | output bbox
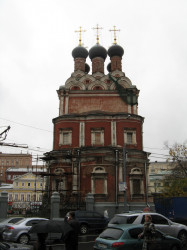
[0,0,187,163]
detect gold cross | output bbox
[75,26,86,46]
[92,24,103,44]
[109,25,120,45]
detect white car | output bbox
[3,217,48,244]
[109,212,187,246]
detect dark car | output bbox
[94,224,182,250]
[68,210,109,234]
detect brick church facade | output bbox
[44,32,150,213]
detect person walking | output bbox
[64,211,80,250]
[138,214,156,250]
[36,233,48,250]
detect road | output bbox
[44,234,187,250]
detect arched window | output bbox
[91,167,108,195]
[129,167,144,199]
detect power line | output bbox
[0,118,52,133]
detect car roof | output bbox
[114,212,161,217]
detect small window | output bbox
[28,183,31,187]
[124,129,137,145]
[59,129,72,145]
[91,129,104,146]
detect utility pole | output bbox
[123,145,128,212]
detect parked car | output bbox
[0,241,33,250]
[109,212,187,246]
[2,217,48,244]
[0,217,24,239]
[66,210,109,234]
[94,224,182,250]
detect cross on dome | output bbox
[109,25,120,45]
[75,26,86,46]
[92,24,103,45]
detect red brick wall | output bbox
[68,96,128,114]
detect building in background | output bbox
[148,162,174,198]
[0,172,45,214]
[0,153,32,183]
[43,27,150,214]
[5,165,46,184]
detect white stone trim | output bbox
[65,96,69,114]
[111,121,116,146]
[79,122,85,147]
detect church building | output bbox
[44,26,150,214]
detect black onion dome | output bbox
[85,63,90,73]
[108,44,124,58]
[89,44,107,60]
[72,46,88,59]
[107,63,111,72]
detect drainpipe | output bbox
[115,150,118,207]
[77,150,81,208]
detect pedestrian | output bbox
[138,214,156,250]
[64,211,80,250]
[36,233,48,250]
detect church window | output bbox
[91,128,104,146]
[91,167,108,195]
[124,129,137,145]
[129,167,144,199]
[59,129,72,145]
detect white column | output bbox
[111,121,116,146]
[65,96,69,114]
[59,96,64,116]
[79,122,85,147]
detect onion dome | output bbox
[107,63,111,72]
[85,63,90,73]
[89,44,107,60]
[72,46,88,59]
[108,44,124,58]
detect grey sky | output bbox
[0,0,187,162]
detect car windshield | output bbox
[99,228,123,240]
[109,215,138,224]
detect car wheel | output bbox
[80,224,88,234]
[178,230,187,246]
[18,234,29,244]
